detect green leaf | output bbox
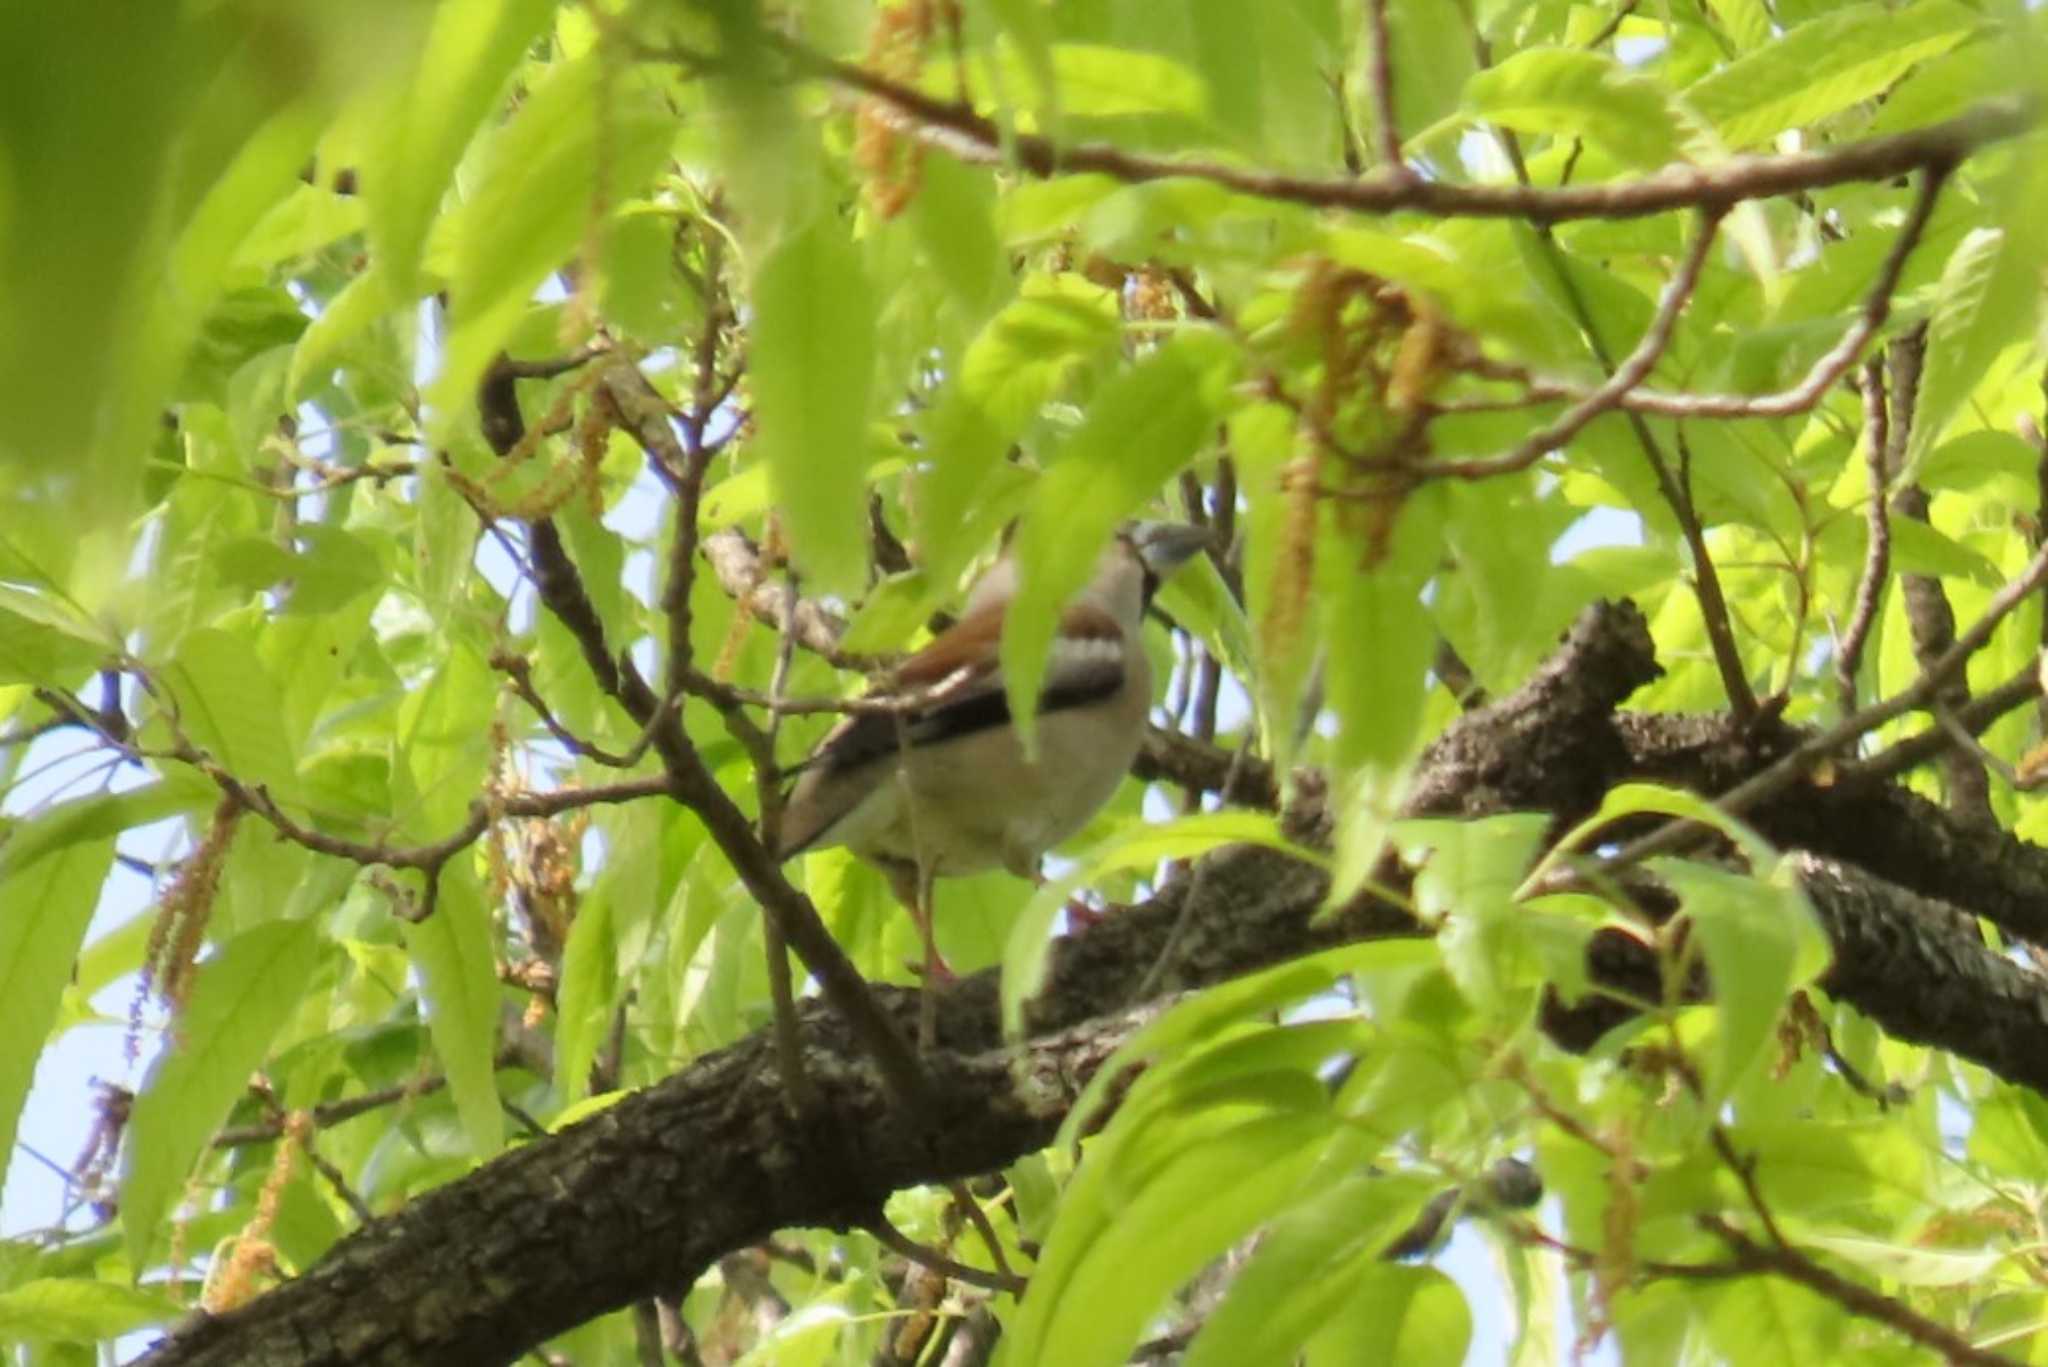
[1906,221,2047,480]
[1183,1173,1441,1367]
[1003,811,1322,1032]
[122,918,325,1269]
[360,0,556,298]
[1526,781,1780,890]
[163,627,299,800]
[1464,49,1684,169]
[1684,1,1979,148]
[287,264,391,402]
[1060,943,1433,1147]
[0,838,114,1170]
[1006,1111,1335,1367]
[431,55,676,435]
[750,217,878,594]
[1887,516,2003,587]
[0,606,105,688]
[403,867,504,1157]
[989,43,1209,120]
[0,782,207,882]
[1306,1265,1472,1367]
[0,1278,178,1344]
[1660,860,1829,1101]
[999,330,1235,750]
[1323,498,1441,904]
[1397,813,1551,1011]
[553,890,616,1103]
[906,157,1007,323]
[912,277,1121,592]
[397,637,494,834]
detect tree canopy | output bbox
[3,0,2048,1363]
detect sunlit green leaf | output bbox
[122,918,325,1269]
[0,838,113,1170]
[403,867,504,1157]
[750,217,877,594]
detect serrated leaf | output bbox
[1888,516,2003,587]
[403,867,503,1156]
[1007,1111,1335,1367]
[0,781,206,881]
[163,627,299,800]
[122,918,324,1269]
[0,1278,178,1344]
[1685,1,1978,148]
[999,330,1235,751]
[1183,1173,1441,1367]
[750,217,877,594]
[553,890,616,1103]
[360,0,556,298]
[430,56,676,436]
[1003,810,1320,1033]
[1464,49,1683,169]
[1306,1265,1471,1367]
[1661,860,1830,1101]
[0,838,113,1170]
[1907,221,2047,480]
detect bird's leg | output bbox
[886,861,949,1052]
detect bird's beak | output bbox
[1129,521,1214,578]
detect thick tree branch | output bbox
[787,43,2031,224]
[139,600,2048,1365]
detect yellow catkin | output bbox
[133,794,245,1054]
[202,1112,306,1314]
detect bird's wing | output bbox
[774,601,1130,857]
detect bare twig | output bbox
[1697,1216,2018,1365]
[1849,661,2040,782]
[1361,0,1407,173]
[1425,208,1725,479]
[867,1217,1028,1296]
[1602,538,2048,870]
[1836,358,1891,713]
[774,40,2029,224]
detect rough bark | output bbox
[139,600,2048,1366]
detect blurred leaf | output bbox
[1306,1265,1472,1367]
[1000,330,1235,750]
[553,891,616,1103]
[163,628,299,801]
[433,55,676,434]
[0,838,113,1172]
[1004,810,1319,1033]
[1906,216,2048,479]
[403,867,504,1157]
[1183,1172,1440,1367]
[0,1278,177,1345]
[1464,49,1685,168]
[750,217,877,594]
[122,917,324,1269]
[1684,1,1979,148]
[1006,1111,1335,1367]
[1663,860,1829,1102]
[360,0,555,299]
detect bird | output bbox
[775,521,1212,987]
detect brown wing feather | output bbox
[775,601,1131,859]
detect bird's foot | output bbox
[906,954,958,984]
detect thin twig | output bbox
[1425,208,1725,479]
[867,1217,1028,1296]
[774,39,2029,224]
[1361,0,1407,173]
[1599,538,2048,872]
[1836,358,1891,714]
[1698,1216,2018,1365]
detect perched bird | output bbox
[776,521,1211,981]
